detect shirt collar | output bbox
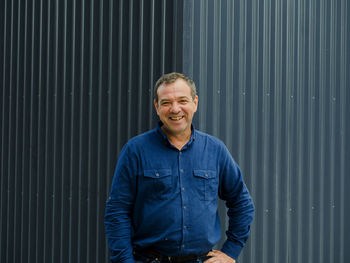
[156,121,196,149]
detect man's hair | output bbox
[153,72,197,102]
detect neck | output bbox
[161,127,192,150]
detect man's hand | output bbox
[204,250,236,263]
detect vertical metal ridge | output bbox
[262,1,271,263]
[198,0,208,132]
[14,0,22,262]
[43,0,52,261]
[160,0,166,73]
[224,0,234,149]
[212,0,220,137]
[237,0,247,169]
[137,0,144,134]
[77,0,85,261]
[286,1,296,262]
[28,0,38,261]
[148,0,155,129]
[249,2,259,263]
[6,0,15,260]
[126,0,133,138]
[182,0,194,77]
[273,1,283,262]
[296,0,306,261]
[318,0,326,260]
[51,0,60,261]
[329,0,337,261]
[59,0,68,262]
[35,0,44,262]
[68,0,77,262]
[116,0,123,161]
[126,0,135,140]
[0,0,8,261]
[307,1,316,262]
[339,1,347,261]
[106,0,114,192]
[96,0,104,261]
[87,0,95,261]
[106,0,114,259]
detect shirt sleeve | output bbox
[104,144,137,263]
[218,146,255,260]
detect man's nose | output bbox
[170,102,180,113]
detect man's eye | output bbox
[161,102,170,106]
[179,100,188,104]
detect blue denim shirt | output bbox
[105,123,254,263]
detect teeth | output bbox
[170,116,182,120]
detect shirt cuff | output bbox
[221,239,244,260]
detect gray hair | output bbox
[153,72,197,102]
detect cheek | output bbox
[185,107,196,116]
[158,108,168,116]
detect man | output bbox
[105,72,254,263]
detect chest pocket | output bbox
[193,170,218,201]
[143,169,172,200]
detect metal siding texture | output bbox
[1,0,350,263]
[0,0,181,262]
[182,0,350,263]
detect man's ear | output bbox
[153,100,159,114]
[193,95,199,112]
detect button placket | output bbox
[178,150,188,250]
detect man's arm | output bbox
[104,145,137,263]
[218,146,255,260]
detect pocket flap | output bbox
[144,169,171,179]
[193,170,216,179]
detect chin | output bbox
[164,126,184,134]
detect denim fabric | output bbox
[105,122,254,263]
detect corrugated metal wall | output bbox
[0,0,181,262]
[182,1,350,263]
[1,0,349,263]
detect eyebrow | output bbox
[159,96,191,103]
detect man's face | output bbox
[154,79,198,137]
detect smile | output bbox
[169,116,183,121]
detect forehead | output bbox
[157,79,192,100]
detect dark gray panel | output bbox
[1,0,349,263]
[182,0,350,263]
[0,0,182,262]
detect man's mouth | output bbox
[169,116,183,121]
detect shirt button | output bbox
[182,187,185,191]
[181,245,185,248]
[183,206,187,210]
[184,226,187,229]
[155,173,159,177]
[180,169,184,173]
[205,173,208,177]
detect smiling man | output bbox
[105,72,254,263]
[153,77,198,149]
